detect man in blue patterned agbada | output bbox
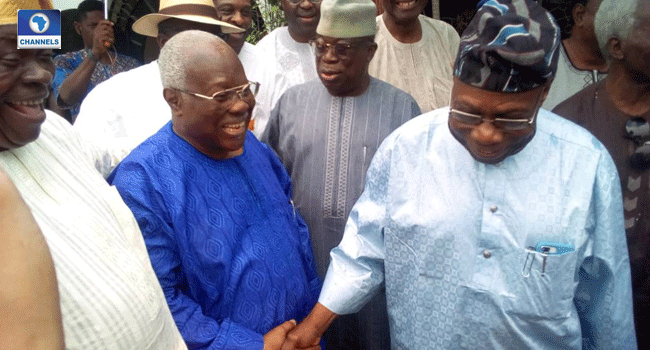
[281,0,637,349]
[109,31,321,350]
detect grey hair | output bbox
[157,30,225,90]
[594,0,642,58]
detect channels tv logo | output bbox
[17,9,61,49]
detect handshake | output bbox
[262,303,337,350]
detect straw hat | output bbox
[0,0,53,25]
[132,0,243,37]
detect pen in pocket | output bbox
[522,247,535,277]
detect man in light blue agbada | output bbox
[280,0,637,349]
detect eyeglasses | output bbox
[449,108,537,131]
[178,81,260,105]
[624,117,650,170]
[287,0,320,4]
[309,40,365,61]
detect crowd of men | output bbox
[0,0,647,349]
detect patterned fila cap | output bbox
[453,0,561,92]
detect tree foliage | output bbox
[247,0,287,44]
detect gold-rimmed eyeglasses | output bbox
[177,81,260,104]
[309,40,367,61]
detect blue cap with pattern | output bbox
[453,0,561,92]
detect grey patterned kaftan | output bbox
[262,77,420,350]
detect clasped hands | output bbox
[262,319,321,350]
[262,303,337,350]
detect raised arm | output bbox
[53,20,113,108]
[0,167,64,350]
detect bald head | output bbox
[158,30,241,91]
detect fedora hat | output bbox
[132,0,243,37]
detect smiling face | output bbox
[381,0,428,24]
[448,78,549,165]
[315,35,377,97]
[168,44,254,159]
[281,0,320,43]
[214,0,253,53]
[0,25,54,151]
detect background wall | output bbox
[52,0,113,10]
[52,0,83,10]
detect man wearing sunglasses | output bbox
[109,31,322,350]
[282,0,636,349]
[262,0,420,348]
[554,0,650,347]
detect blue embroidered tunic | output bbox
[109,123,321,349]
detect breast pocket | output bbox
[504,248,578,320]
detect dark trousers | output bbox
[634,294,649,348]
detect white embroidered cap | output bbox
[316,0,377,38]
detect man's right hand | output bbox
[263,319,297,350]
[281,320,322,350]
[280,303,338,350]
[91,20,114,58]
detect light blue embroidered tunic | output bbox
[319,108,637,350]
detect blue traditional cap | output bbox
[453,0,561,92]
